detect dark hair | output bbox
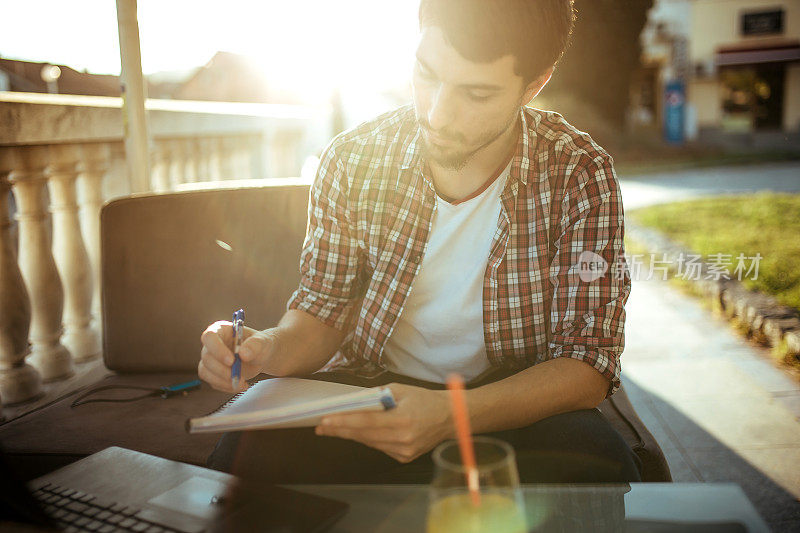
[418,0,575,83]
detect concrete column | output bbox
[47,144,100,362]
[9,145,73,382]
[0,147,43,404]
[116,0,150,193]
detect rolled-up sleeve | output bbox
[286,142,362,331]
[547,153,631,396]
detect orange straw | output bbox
[446,373,481,506]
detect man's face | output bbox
[412,26,528,170]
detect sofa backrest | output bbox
[100,183,310,372]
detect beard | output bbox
[416,113,518,171]
[420,137,475,170]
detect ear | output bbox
[520,67,554,106]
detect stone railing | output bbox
[0,92,327,407]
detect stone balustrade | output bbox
[0,92,327,407]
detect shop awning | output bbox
[716,42,800,66]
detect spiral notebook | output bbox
[186,377,396,434]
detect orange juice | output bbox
[426,492,526,533]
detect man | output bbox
[199,0,640,483]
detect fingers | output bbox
[198,349,249,393]
[315,427,419,463]
[205,320,234,344]
[382,383,411,400]
[382,446,421,464]
[199,321,239,392]
[200,345,231,380]
[316,411,416,450]
[320,410,408,430]
[239,333,271,364]
[200,322,234,365]
[315,423,397,444]
[198,358,235,393]
[199,321,280,393]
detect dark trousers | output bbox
[206,370,642,484]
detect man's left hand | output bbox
[315,383,453,463]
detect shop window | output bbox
[720,64,785,132]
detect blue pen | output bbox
[231,309,244,390]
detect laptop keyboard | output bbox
[32,482,196,533]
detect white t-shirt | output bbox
[382,162,511,383]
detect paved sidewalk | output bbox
[619,162,800,531]
[623,275,800,531]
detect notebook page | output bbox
[215,378,367,417]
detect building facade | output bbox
[637,0,800,146]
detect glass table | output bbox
[292,483,769,532]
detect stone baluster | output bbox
[150,141,172,192]
[9,145,73,381]
[0,147,43,404]
[249,135,265,180]
[77,143,109,329]
[269,130,291,178]
[105,142,130,199]
[196,138,216,181]
[233,136,253,179]
[218,137,234,180]
[167,139,186,188]
[247,134,262,179]
[184,138,200,183]
[48,144,100,362]
[209,138,223,181]
[232,135,248,180]
[190,140,202,183]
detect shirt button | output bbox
[412,253,422,264]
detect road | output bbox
[619,161,800,210]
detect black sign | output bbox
[741,10,784,35]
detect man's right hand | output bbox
[198,321,277,392]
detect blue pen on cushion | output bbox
[231,308,244,390]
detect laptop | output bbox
[1,446,348,532]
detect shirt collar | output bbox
[511,106,536,186]
[397,125,434,195]
[400,126,422,171]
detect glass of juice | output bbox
[427,436,526,533]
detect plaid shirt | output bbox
[288,104,631,395]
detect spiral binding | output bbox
[202,375,267,417]
[205,390,247,417]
